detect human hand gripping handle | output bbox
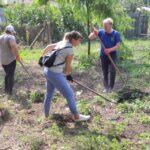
[88,27,98,40]
[66,75,73,82]
[104,48,113,55]
[16,54,21,62]
[93,28,98,36]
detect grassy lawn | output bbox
[0,39,150,149]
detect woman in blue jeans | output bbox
[41,31,90,122]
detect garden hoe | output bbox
[74,80,117,104]
[19,60,32,78]
[19,61,116,104]
[18,60,35,91]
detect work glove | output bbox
[66,75,73,82]
[104,48,112,55]
[38,56,43,67]
[16,54,21,62]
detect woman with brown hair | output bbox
[41,31,90,122]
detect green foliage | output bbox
[75,134,109,150]
[20,49,41,61]
[0,72,4,87]
[121,0,145,12]
[107,122,125,139]
[74,132,130,150]
[139,115,150,124]
[77,100,91,115]
[56,0,132,55]
[46,122,64,137]
[58,3,87,38]
[93,97,106,107]
[58,0,132,33]
[4,4,52,26]
[30,138,44,150]
[74,52,98,70]
[93,114,102,124]
[109,138,122,150]
[0,0,4,6]
[117,100,150,114]
[33,0,49,5]
[118,42,133,61]
[3,3,87,41]
[30,90,45,103]
[138,132,150,140]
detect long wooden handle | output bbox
[19,61,31,77]
[107,54,125,83]
[73,80,116,104]
[99,38,125,83]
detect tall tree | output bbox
[55,0,132,55]
[121,0,145,13]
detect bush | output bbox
[2,3,87,43]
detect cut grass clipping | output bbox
[117,86,149,103]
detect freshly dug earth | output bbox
[117,86,149,103]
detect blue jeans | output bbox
[43,67,78,115]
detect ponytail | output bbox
[63,31,83,42]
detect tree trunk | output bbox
[86,0,91,56]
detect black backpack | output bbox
[41,46,72,68]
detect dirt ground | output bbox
[0,61,150,150]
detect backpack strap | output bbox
[53,46,72,67]
[53,46,72,52]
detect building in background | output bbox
[144,0,150,6]
[3,0,32,5]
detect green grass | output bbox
[20,49,42,61]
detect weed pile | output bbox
[117,86,149,103]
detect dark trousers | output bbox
[2,60,16,95]
[100,56,116,89]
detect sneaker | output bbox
[103,88,109,93]
[74,114,91,122]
